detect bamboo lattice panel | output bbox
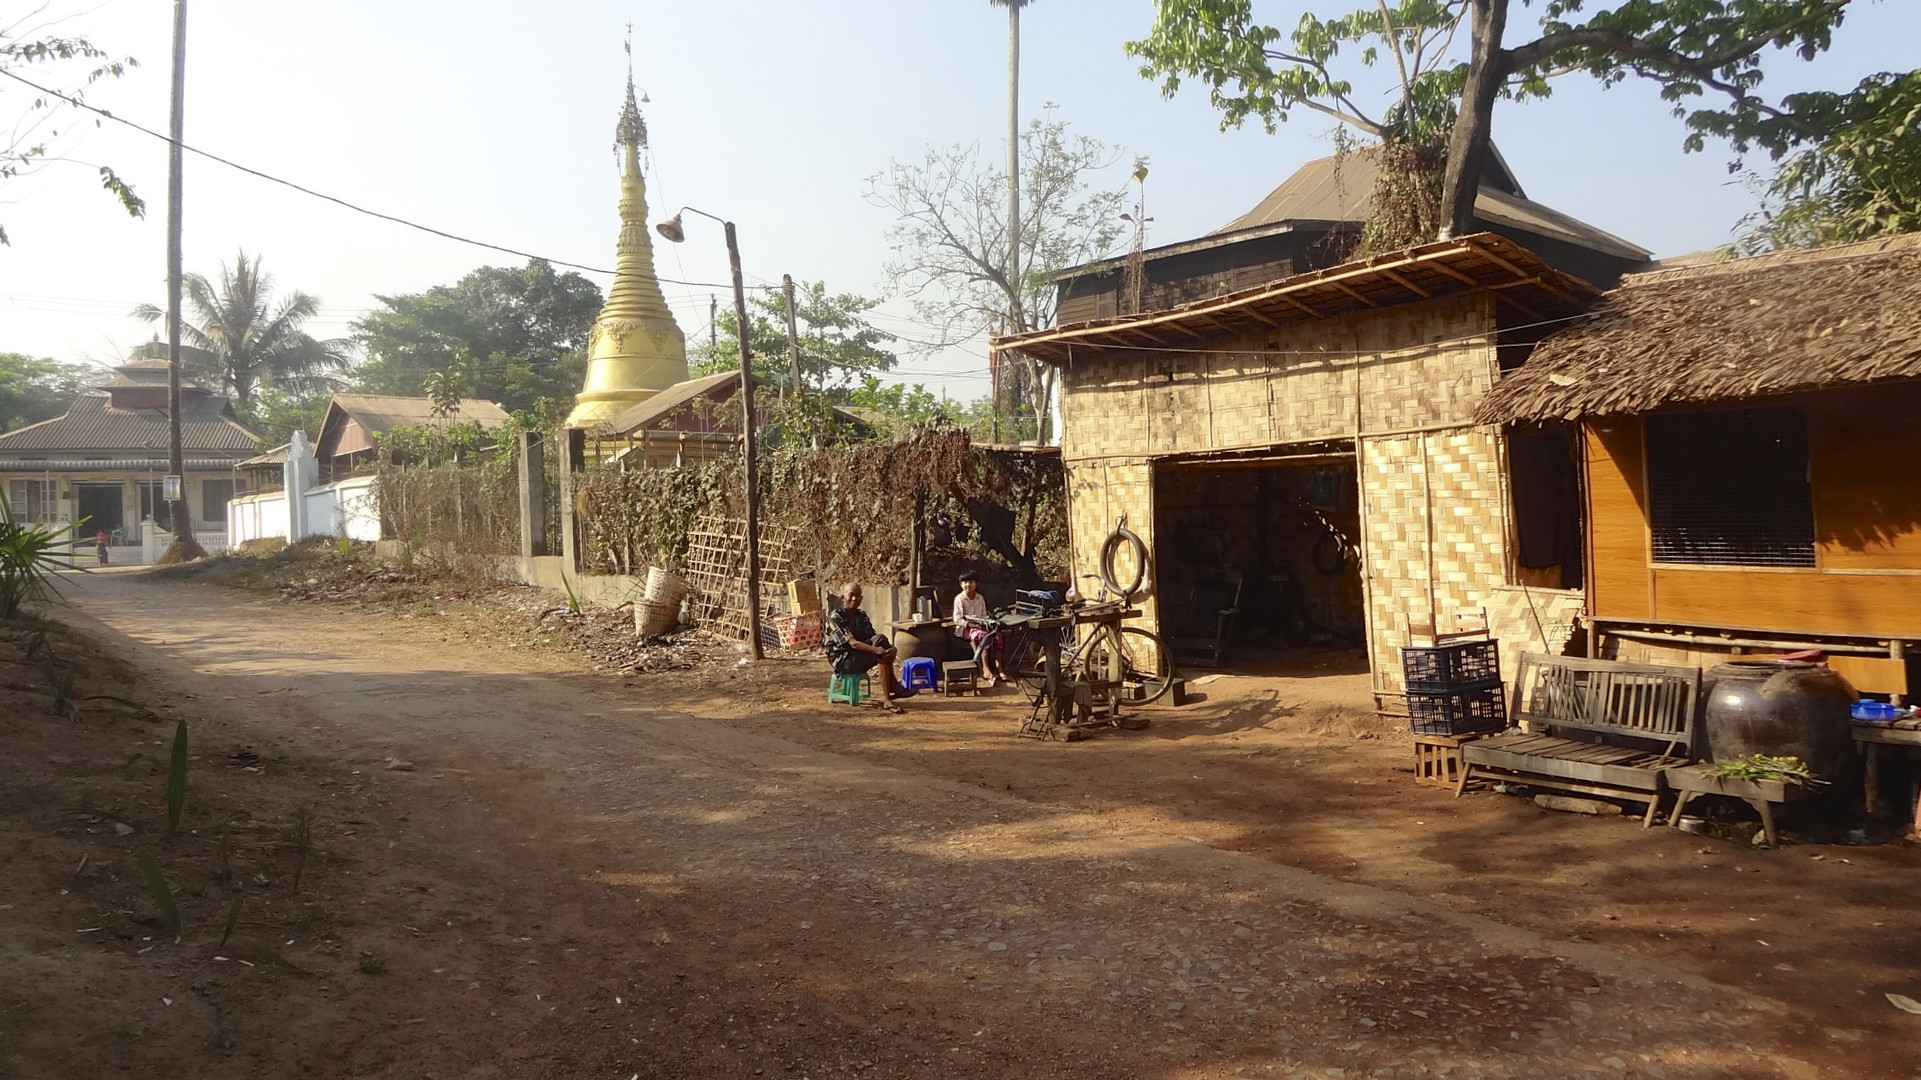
[682,514,802,640]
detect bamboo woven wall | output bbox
[1360,428,1510,692]
[1065,460,1158,627]
[1058,293,1494,462]
[1054,292,1512,689]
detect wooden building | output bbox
[1478,234,1921,696]
[312,394,513,481]
[1056,149,1649,324]
[995,232,1623,694]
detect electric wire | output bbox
[0,67,773,292]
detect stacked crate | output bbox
[1400,639,1506,737]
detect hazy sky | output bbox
[3,0,1914,401]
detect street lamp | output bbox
[656,207,763,660]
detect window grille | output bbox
[1646,407,1815,567]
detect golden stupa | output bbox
[565,69,688,429]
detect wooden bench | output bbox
[1455,653,1700,825]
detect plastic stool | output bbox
[900,657,939,692]
[828,672,872,706]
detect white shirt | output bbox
[952,590,987,630]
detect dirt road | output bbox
[14,572,1892,1078]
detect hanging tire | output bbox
[1100,525,1148,599]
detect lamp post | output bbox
[656,207,763,660]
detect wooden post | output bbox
[909,490,925,598]
[726,222,765,661]
[782,274,803,399]
[517,430,546,558]
[159,0,202,562]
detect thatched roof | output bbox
[1478,233,1921,423]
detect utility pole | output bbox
[159,0,202,563]
[709,294,718,358]
[781,275,803,398]
[725,223,764,661]
[1005,0,1023,335]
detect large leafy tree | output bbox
[867,114,1128,440]
[352,259,602,414]
[1128,0,1861,240]
[690,280,898,392]
[0,352,90,431]
[133,250,352,417]
[1739,68,1921,251]
[0,13,143,245]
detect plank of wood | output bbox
[1461,745,1666,790]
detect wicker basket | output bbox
[642,566,691,607]
[635,598,680,639]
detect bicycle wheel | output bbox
[1002,630,1051,704]
[1085,626,1174,705]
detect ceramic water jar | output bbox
[1702,660,1859,788]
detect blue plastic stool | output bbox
[828,672,872,706]
[900,657,939,692]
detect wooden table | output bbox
[1664,764,1806,848]
[1853,718,1921,833]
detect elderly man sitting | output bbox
[824,582,910,713]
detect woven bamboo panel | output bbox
[1058,293,1493,466]
[681,514,804,640]
[1359,429,1509,692]
[1065,461,1159,629]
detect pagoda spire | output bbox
[565,42,688,430]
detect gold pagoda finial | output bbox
[564,45,688,430]
[614,25,646,155]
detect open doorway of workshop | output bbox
[1151,448,1367,676]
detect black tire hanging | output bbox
[1312,530,1350,576]
[1100,525,1148,599]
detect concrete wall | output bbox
[303,475,380,543]
[228,489,288,547]
[228,473,380,546]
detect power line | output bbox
[0,67,773,293]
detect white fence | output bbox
[226,431,383,547]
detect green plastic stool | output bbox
[828,671,872,706]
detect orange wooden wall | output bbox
[1583,383,1921,640]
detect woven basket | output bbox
[642,566,691,607]
[635,598,679,639]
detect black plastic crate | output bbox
[1401,639,1501,693]
[1406,684,1508,736]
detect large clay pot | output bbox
[1702,661,1859,789]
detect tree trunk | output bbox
[1439,0,1509,240]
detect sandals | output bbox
[879,703,905,715]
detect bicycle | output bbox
[997,575,1175,708]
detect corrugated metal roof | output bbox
[238,443,291,468]
[995,232,1598,367]
[326,394,513,435]
[1214,151,1650,261]
[605,370,741,435]
[0,458,246,472]
[0,394,260,453]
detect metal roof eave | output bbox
[994,233,1598,366]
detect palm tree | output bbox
[134,250,352,415]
